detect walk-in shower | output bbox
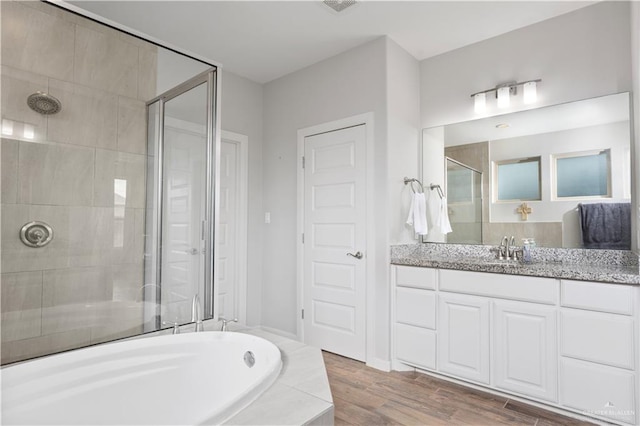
[0,0,219,364]
[445,157,483,244]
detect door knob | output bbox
[347,251,363,259]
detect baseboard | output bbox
[391,359,416,372]
[366,357,391,372]
[258,325,299,341]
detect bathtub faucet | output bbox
[191,294,204,332]
[219,317,238,332]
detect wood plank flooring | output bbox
[322,351,594,426]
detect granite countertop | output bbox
[391,244,640,285]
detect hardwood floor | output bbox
[322,351,594,426]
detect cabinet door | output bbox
[494,300,558,402]
[438,293,490,384]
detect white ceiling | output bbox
[69,1,594,84]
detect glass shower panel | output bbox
[446,158,483,244]
[161,83,208,326]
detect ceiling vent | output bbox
[323,0,357,13]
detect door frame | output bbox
[296,112,375,363]
[220,130,249,324]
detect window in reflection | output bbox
[496,157,541,201]
[114,179,127,248]
[555,150,610,198]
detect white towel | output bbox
[436,196,453,234]
[406,192,429,235]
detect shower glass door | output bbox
[445,157,483,244]
[144,71,216,331]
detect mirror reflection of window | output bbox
[554,150,611,198]
[114,179,127,248]
[495,157,541,201]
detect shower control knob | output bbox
[20,221,53,248]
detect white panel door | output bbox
[161,126,206,323]
[438,292,491,384]
[494,300,558,402]
[303,125,366,361]
[217,140,238,319]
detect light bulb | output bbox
[497,86,510,108]
[474,93,486,114]
[523,81,537,104]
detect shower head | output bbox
[27,92,62,115]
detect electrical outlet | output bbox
[264,212,271,224]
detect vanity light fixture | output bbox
[474,92,487,114]
[523,81,538,104]
[471,79,541,113]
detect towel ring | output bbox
[430,183,444,199]
[403,177,424,194]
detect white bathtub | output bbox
[1,331,282,425]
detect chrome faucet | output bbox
[191,294,204,332]
[499,236,508,260]
[508,235,516,260]
[220,317,238,332]
[498,236,517,260]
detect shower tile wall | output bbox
[0,1,156,364]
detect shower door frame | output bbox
[146,69,219,330]
[444,156,484,244]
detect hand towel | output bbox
[579,202,631,250]
[436,196,453,234]
[406,192,429,235]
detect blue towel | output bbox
[579,203,631,250]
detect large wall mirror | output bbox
[421,92,632,250]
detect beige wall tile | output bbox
[117,97,147,154]
[94,149,146,208]
[73,25,138,97]
[47,79,118,150]
[66,206,113,268]
[2,139,19,204]
[0,1,74,81]
[42,266,113,334]
[138,48,158,101]
[90,322,142,345]
[1,66,48,142]
[1,271,43,342]
[0,328,91,365]
[18,141,94,206]
[112,263,143,302]
[1,204,72,273]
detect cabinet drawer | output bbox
[560,357,636,424]
[396,287,436,329]
[561,309,634,370]
[561,280,634,315]
[439,269,558,304]
[395,323,436,370]
[395,266,437,290]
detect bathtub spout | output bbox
[220,317,238,332]
[192,295,204,332]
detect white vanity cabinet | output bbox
[391,265,640,425]
[438,292,490,384]
[559,279,637,424]
[493,299,557,402]
[392,266,437,370]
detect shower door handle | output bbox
[347,251,363,260]
[186,248,199,255]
